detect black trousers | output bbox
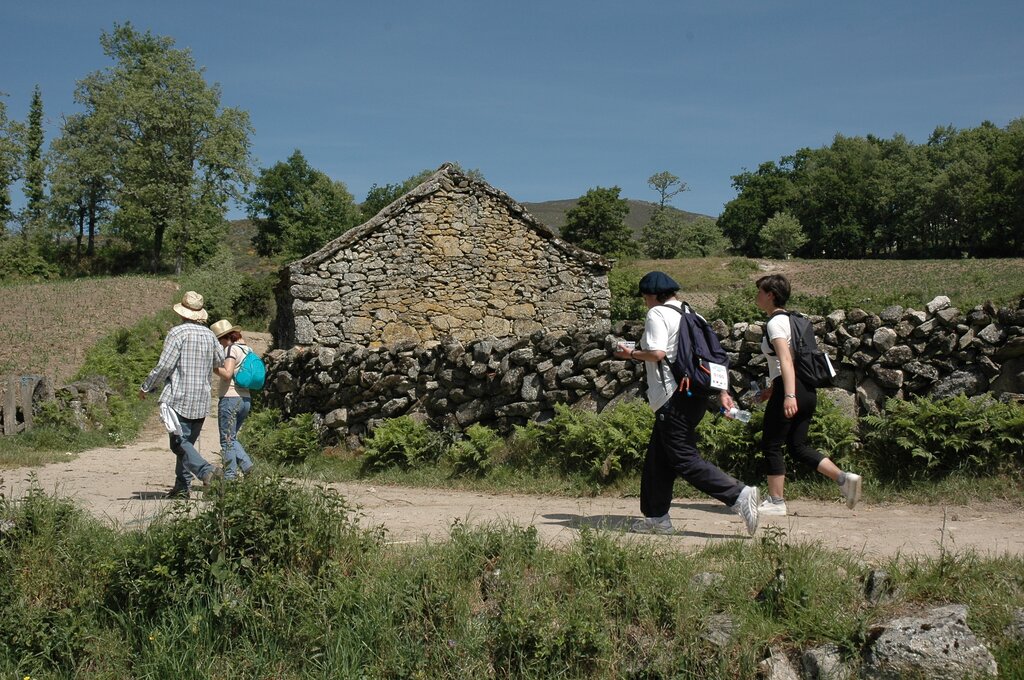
[761,376,825,476]
[640,392,745,517]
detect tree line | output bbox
[718,122,1024,259]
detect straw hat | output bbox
[210,319,241,339]
[172,291,209,322]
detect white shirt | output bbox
[761,313,792,381]
[641,300,683,411]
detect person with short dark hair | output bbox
[754,274,862,516]
[140,291,225,497]
[614,271,760,536]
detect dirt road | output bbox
[2,333,1022,559]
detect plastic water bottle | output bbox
[724,406,752,423]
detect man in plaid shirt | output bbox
[140,291,226,497]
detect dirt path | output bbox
[2,333,1022,559]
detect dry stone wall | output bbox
[263,296,1024,443]
[274,165,610,350]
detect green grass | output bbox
[1,478,1021,679]
[616,257,1024,315]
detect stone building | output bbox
[274,163,612,349]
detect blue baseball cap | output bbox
[638,271,680,295]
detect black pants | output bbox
[761,376,825,476]
[640,392,745,517]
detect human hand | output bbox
[783,395,798,419]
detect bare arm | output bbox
[772,336,799,418]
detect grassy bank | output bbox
[1,477,1020,679]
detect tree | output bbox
[641,208,683,259]
[248,149,360,260]
[679,217,731,257]
[759,211,807,259]
[47,112,115,261]
[361,182,405,221]
[0,94,21,233]
[647,171,687,208]
[75,23,253,272]
[23,85,46,232]
[561,186,637,258]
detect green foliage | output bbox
[178,244,244,322]
[721,121,1024,258]
[106,476,375,619]
[708,284,761,324]
[2,481,1023,678]
[759,210,808,259]
[561,185,638,258]
[607,264,645,321]
[447,423,503,477]
[70,22,253,272]
[23,85,46,225]
[361,415,445,472]
[75,311,172,391]
[241,408,323,465]
[512,401,653,483]
[248,149,360,260]
[860,395,1024,482]
[0,235,58,282]
[231,272,276,328]
[0,96,20,229]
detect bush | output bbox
[232,272,276,328]
[608,265,646,321]
[361,415,445,472]
[512,401,652,483]
[708,284,760,324]
[859,395,1024,482]
[178,244,244,322]
[241,408,323,465]
[448,423,503,477]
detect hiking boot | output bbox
[166,486,190,499]
[732,486,760,536]
[840,472,862,509]
[201,466,224,485]
[631,513,675,535]
[759,498,788,517]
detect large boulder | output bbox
[862,604,997,679]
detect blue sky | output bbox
[2,1,1022,218]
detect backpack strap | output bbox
[763,310,792,356]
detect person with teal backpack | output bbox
[211,319,262,480]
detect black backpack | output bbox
[658,303,730,396]
[767,311,835,388]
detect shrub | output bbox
[448,423,503,477]
[860,395,1024,482]
[608,265,645,321]
[362,415,444,472]
[241,409,323,465]
[178,244,244,322]
[512,401,652,483]
[708,284,760,324]
[232,272,276,328]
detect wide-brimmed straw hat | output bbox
[172,291,209,322]
[210,319,241,339]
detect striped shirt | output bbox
[141,321,225,419]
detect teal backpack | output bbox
[231,345,266,390]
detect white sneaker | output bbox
[631,513,674,535]
[731,486,760,536]
[759,499,788,517]
[839,473,863,509]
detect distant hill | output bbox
[520,199,712,238]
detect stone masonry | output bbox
[273,163,611,349]
[263,295,1024,443]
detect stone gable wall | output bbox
[276,176,610,349]
[262,296,1024,443]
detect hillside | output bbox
[520,199,711,237]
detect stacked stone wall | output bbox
[263,296,1024,442]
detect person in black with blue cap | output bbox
[614,271,760,535]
